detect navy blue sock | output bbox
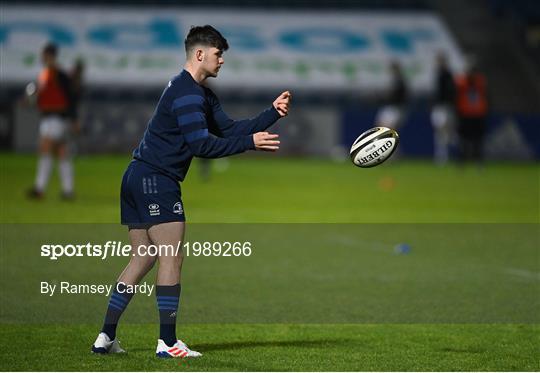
[156,284,180,347]
[101,283,134,340]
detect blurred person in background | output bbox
[376,59,408,129]
[431,52,456,165]
[455,58,488,165]
[27,42,77,200]
[69,58,85,136]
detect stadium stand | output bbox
[2,0,539,159]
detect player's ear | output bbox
[196,49,204,62]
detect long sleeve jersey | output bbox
[133,70,281,181]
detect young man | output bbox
[27,43,77,200]
[431,52,456,165]
[376,60,408,129]
[455,60,488,165]
[91,25,291,358]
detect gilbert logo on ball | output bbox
[350,126,399,168]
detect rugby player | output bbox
[91,25,291,358]
[27,43,77,200]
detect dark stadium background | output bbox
[1,0,539,159]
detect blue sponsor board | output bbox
[1,7,464,91]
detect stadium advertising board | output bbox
[1,6,465,93]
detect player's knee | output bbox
[144,255,158,269]
[39,139,53,154]
[56,143,69,159]
[144,256,157,269]
[158,253,183,267]
[132,254,157,269]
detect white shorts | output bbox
[376,105,403,129]
[39,116,68,141]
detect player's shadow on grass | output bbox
[439,346,486,354]
[194,338,352,352]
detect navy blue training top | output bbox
[133,70,281,181]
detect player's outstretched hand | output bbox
[273,91,291,117]
[253,132,280,152]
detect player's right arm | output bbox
[171,94,279,157]
[208,90,291,137]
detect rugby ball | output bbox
[350,127,399,168]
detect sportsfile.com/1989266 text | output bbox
[40,241,252,260]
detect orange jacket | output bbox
[455,73,488,117]
[37,67,70,114]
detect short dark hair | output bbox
[42,42,58,57]
[185,25,229,56]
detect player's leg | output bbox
[117,228,158,284]
[57,141,75,199]
[93,228,157,353]
[149,222,184,346]
[103,228,157,336]
[432,106,448,165]
[148,222,201,358]
[472,118,485,165]
[29,134,54,198]
[149,222,184,285]
[465,126,475,162]
[48,116,75,199]
[457,117,469,163]
[30,115,70,198]
[93,160,157,354]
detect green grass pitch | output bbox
[0,153,539,371]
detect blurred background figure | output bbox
[69,58,85,137]
[198,158,211,182]
[27,43,77,200]
[455,58,489,165]
[2,1,538,174]
[376,60,408,129]
[431,52,456,165]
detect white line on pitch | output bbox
[503,267,540,281]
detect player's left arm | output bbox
[58,70,79,132]
[210,90,291,137]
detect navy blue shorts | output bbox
[120,160,185,227]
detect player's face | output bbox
[41,51,55,67]
[202,47,224,78]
